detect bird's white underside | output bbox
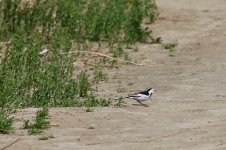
[128,94,150,101]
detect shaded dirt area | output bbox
[1,0,226,149]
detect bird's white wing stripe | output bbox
[128,94,149,100]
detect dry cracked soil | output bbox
[1,0,226,149]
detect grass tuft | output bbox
[114,97,127,107]
[38,136,49,140]
[24,107,50,135]
[0,0,158,135]
[164,43,178,50]
[0,109,14,134]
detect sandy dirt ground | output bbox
[1,0,226,149]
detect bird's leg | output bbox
[136,100,145,105]
[136,100,149,107]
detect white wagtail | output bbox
[125,88,155,105]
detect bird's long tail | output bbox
[114,96,128,100]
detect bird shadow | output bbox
[132,104,149,107]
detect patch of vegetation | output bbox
[85,107,94,112]
[0,0,158,43]
[77,71,91,98]
[163,42,178,57]
[0,109,14,134]
[164,43,178,50]
[114,97,127,107]
[0,29,78,108]
[24,107,50,135]
[93,67,108,84]
[0,0,158,108]
[38,136,49,140]
[151,37,162,44]
[0,0,158,135]
[38,134,55,140]
[111,45,125,58]
[80,94,112,107]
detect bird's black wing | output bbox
[126,94,140,98]
[127,90,149,97]
[137,90,149,96]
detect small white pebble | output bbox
[39,48,48,56]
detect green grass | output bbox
[164,43,178,50]
[111,44,125,58]
[163,43,178,57]
[0,0,158,134]
[0,0,158,109]
[85,107,94,112]
[151,37,162,44]
[80,94,112,107]
[0,28,78,108]
[93,67,108,84]
[0,109,14,134]
[38,136,49,140]
[24,107,50,135]
[38,134,55,141]
[38,134,55,140]
[114,97,127,108]
[77,71,91,98]
[0,0,158,44]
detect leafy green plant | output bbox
[151,37,162,44]
[163,42,177,57]
[0,109,14,134]
[111,45,125,58]
[164,43,178,50]
[0,0,158,44]
[0,0,158,109]
[114,97,127,107]
[24,107,50,135]
[38,134,55,140]
[85,107,94,112]
[109,44,131,64]
[38,136,49,140]
[0,2,160,139]
[124,52,131,62]
[93,67,108,83]
[80,94,111,107]
[0,28,80,108]
[78,71,90,98]
[141,0,158,23]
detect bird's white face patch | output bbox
[148,89,155,94]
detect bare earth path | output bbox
[1,0,226,149]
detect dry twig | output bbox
[61,51,145,66]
